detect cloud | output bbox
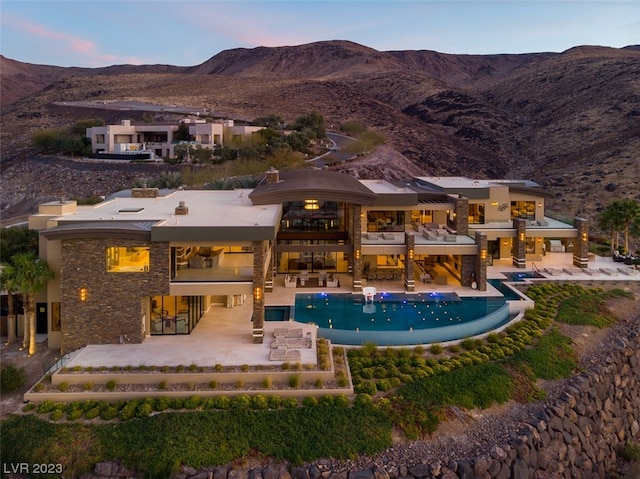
[2,14,149,66]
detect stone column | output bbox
[265,242,274,292]
[352,204,363,292]
[512,218,527,269]
[573,217,589,268]
[404,234,415,292]
[460,255,475,287]
[252,240,266,343]
[475,232,488,291]
[453,195,469,235]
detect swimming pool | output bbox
[284,292,512,346]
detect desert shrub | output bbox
[57,382,70,392]
[429,343,444,355]
[0,365,26,393]
[67,408,84,421]
[154,396,170,411]
[33,383,45,392]
[288,374,301,388]
[49,409,64,421]
[621,440,640,462]
[118,402,139,421]
[85,407,100,420]
[302,396,318,407]
[100,406,120,421]
[184,395,203,410]
[334,394,350,408]
[267,395,283,409]
[354,393,373,408]
[106,380,117,391]
[281,397,298,408]
[135,403,153,418]
[212,396,231,410]
[208,380,218,389]
[38,400,56,414]
[336,372,349,388]
[314,378,323,388]
[355,381,377,395]
[251,394,269,410]
[83,382,94,391]
[262,377,273,389]
[449,344,461,353]
[231,394,252,409]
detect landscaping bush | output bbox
[0,365,26,393]
[353,393,373,408]
[251,395,269,410]
[302,396,318,407]
[354,380,377,395]
[184,395,203,410]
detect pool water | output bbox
[293,292,505,332]
[273,291,512,346]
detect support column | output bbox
[453,195,469,236]
[475,232,488,291]
[265,242,274,292]
[573,217,589,268]
[460,255,475,287]
[352,204,363,292]
[404,234,415,292]
[512,218,527,269]
[252,240,266,343]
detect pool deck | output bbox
[62,253,640,369]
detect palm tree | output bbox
[0,263,19,344]
[12,253,54,356]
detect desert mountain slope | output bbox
[1,41,639,226]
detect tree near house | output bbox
[0,263,19,345]
[599,199,640,254]
[11,253,54,356]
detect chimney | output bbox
[175,200,189,215]
[266,167,280,184]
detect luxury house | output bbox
[28,168,588,353]
[85,118,264,160]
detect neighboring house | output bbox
[28,169,587,353]
[85,119,264,160]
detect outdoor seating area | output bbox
[268,328,311,361]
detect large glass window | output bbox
[468,203,485,224]
[106,246,149,272]
[366,211,405,232]
[150,295,203,335]
[511,201,535,220]
[280,201,344,232]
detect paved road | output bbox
[306,132,357,167]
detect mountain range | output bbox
[1,40,639,228]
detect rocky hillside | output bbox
[1,41,639,226]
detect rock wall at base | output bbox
[82,319,639,479]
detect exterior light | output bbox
[304,199,319,210]
[582,232,588,242]
[355,249,361,260]
[491,202,499,206]
[538,202,542,208]
[408,249,414,260]
[480,249,487,261]
[254,287,262,302]
[80,287,87,302]
[519,232,525,242]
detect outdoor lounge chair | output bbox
[269,347,301,361]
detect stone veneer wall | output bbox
[60,238,169,353]
[83,317,640,479]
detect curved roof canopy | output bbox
[249,169,377,206]
[41,221,154,241]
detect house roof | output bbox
[249,169,378,206]
[41,221,155,241]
